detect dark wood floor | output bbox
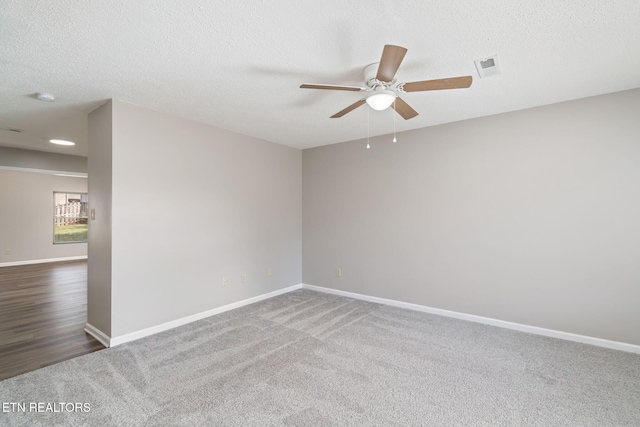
[0,259,104,381]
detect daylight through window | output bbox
[53,192,88,244]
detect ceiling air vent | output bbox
[474,55,501,78]
[0,126,24,133]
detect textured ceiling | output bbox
[1,0,639,157]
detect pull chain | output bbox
[392,99,397,143]
[366,106,370,149]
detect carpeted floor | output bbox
[1,289,639,426]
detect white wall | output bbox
[87,101,113,336]
[89,100,302,339]
[0,169,87,265]
[302,89,640,346]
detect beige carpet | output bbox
[1,289,639,426]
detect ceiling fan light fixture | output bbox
[299,45,472,120]
[366,90,396,111]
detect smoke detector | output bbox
[474,55,501,78]
[36,92,56,102]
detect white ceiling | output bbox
[1,0,639,157]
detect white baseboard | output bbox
[109,284,304,347]
[0,255,87,268]
[301,284,640,355]
[84,323,111,348]
[85,282,640,354]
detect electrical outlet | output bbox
[241,274,247,283]
[4,249,11,255]
[336,268,341,277]
[267,267,272,277]
[222,276,228,286]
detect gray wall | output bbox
[302,89,640,346]
[0,169,87,264]
[94,100,302,338]
[0,146,87,174]
[87,101,113,336]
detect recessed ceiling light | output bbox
[36,92,56,102]
[50,139,75,146]
[54,173,87,178]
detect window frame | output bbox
[53,191,89,245]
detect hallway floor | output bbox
[0,259,104,381]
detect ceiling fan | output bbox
[300,45,472,120]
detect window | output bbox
[53,192,88,244]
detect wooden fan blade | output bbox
[376,45,407,82]
[331,99,366,118]
[300,83,364,91]
[402,76,472,92]
[391,97,419,120]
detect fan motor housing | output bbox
[363,63,396,89]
